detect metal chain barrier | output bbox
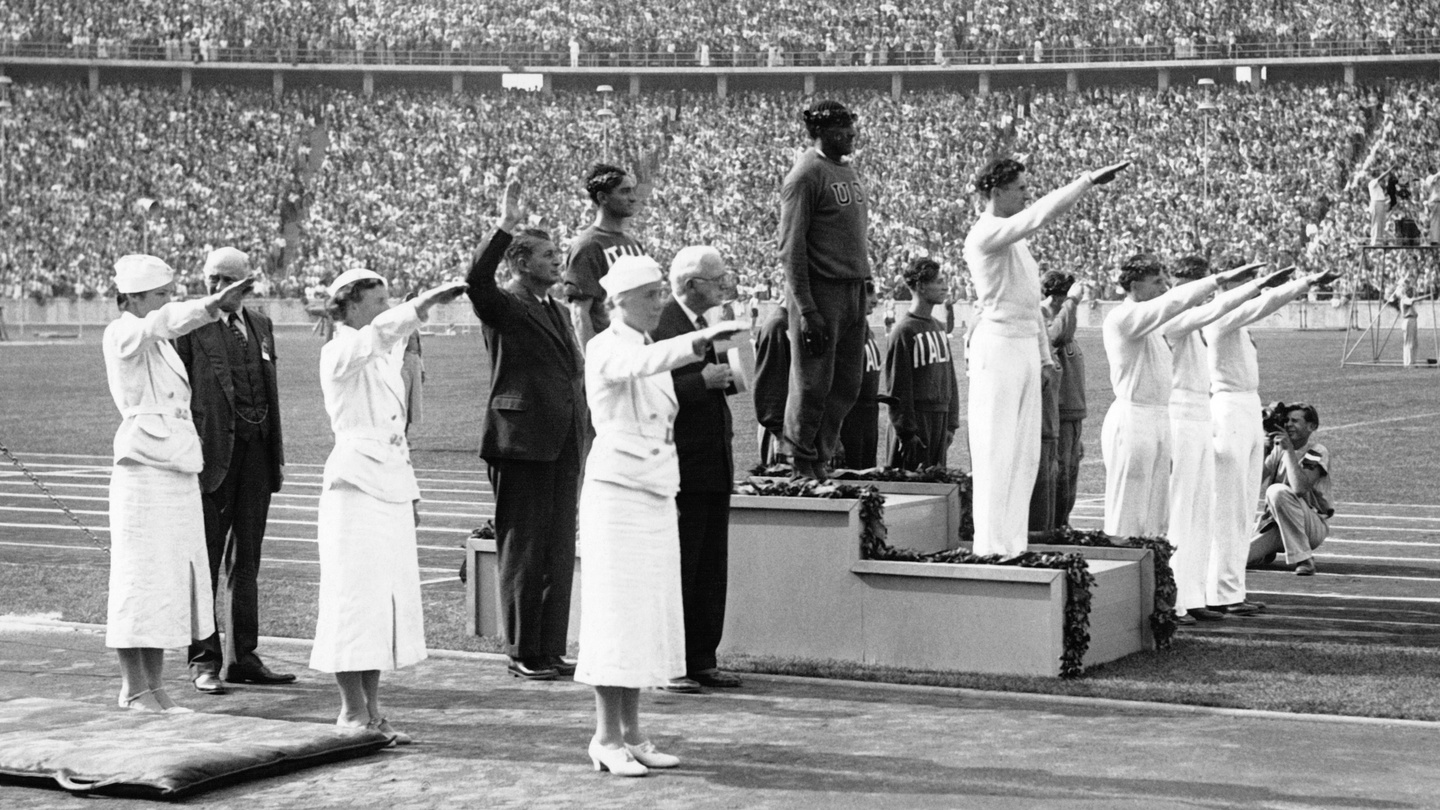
[0,439,109,551]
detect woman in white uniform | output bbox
[575,256,740,777]
[103,254,252,713]
[962,156,1128,556]
[308,268,466,744]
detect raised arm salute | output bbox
[1100,255,1255,540]
[104,255,252,714]
[1206,267,1338,613]
[309,268,467,745]
[963,156,1127,557]
[466,176,590,682]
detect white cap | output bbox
[113,254,174,294]
[203,247,251,279]
[600,255,663,297]
[326,268,386,298]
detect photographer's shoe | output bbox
[1295,559,1316,576]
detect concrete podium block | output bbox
[465,495,1155,677]
[863,480,963,552]
[851,559,1069,675]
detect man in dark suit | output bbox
[176,247,294,693]
[651,246,743,692]
[467,179,589,681]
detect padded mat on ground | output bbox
[0,698,391,800]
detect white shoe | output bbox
[589,738,648,777]
[118,688,164,712]
[625,740,679,769]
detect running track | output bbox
[4,452,1439,647]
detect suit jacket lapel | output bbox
[509,281,580,369]
[197,321,236,407]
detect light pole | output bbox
[133,198,159,254]
[0,76,12,211]
[596,84,614,162]
[1196,78,1218,248]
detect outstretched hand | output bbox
[1217,262,1264,286]
[499,174,523,230]
[700,319,747,344]
[413,280,469,316]
[1090,160,1131,185]
[211,275,256,313]
[1258,265,1295,289]
[1308,269,1343,287]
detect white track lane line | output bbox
[1249,590,1440,604]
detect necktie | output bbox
[228,314,248,346]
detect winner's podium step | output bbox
[465,488,1154,677]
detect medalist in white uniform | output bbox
[309,301,427,673]
[103,298,220,649]
[1205,276,1316,607]
[1163,281,1262,613]
[1101,276,1219,538]
[963,175,1091,556]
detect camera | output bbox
[1261,401,1290,452]
[1260,401,1289,435]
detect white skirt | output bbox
[309,481,427,673]
[574,480,686,688]
[106,463,214,649]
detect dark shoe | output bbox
[507,658,558,681]
[547,656,577,677]
[1174,613,1197,626]
[1295,559,1316,576]
[661,677,702,694]
[689,669,742,688]
[192,672,229,695]
[1188,607,1227,622]
[1213,601,1266,616]
[224,664,298,685]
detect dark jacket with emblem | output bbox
[173,309,284,494]
[650,299,734,492]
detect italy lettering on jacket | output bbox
[829,181,866,206]
[602,243,647,267]
[864,335,881,373]
[910,330,951,368]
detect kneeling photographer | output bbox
[1247,403,1334,576]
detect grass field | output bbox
[4,324,1436,502]
[3,323,1440,717]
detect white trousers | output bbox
[968,324,1041,557]
[1102,399,1170,538]
[1402,316,1418,366]
[1208,391,1263,606]
[1168,392,1215,612]
[1370,198,1389,244]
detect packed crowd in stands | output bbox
[2,0,1439,63]
[2,77,1436,307]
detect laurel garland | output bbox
[737,472,1095,678]
[1047,526,1179,650]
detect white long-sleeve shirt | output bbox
[1103,277,1219,405]
[1205,278,1311,393]
[963,175,1092,363]
[320,301,424,503]
[1163,280,1261,397]
[103,298,217,472]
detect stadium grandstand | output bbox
[1,1,1439,65]
[1,5,1437,309]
